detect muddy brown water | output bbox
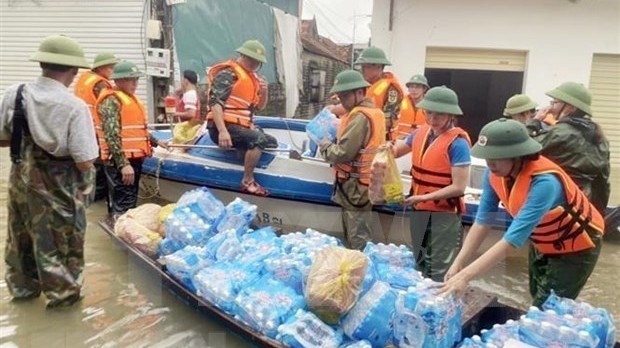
[0,148,618,347]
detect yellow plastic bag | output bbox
[305,246,368,324]
[171,120,204,144]
[157,203,176,237]
[369,147,404,204]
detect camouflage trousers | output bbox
[5,136,94,305]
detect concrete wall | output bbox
[370,0,620,103]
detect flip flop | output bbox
[241,180,270,197]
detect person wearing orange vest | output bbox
[172,69,201,122]
[75,52,119,202]
[391,86,471,280]
[95,61,166,217]
[440,118,605,307]
[319,70,386,250]
[397,74,429,139]
[355,47,404,142]
[206,40,276,196]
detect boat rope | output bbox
[138,149,171,200]
[279,117,304,152]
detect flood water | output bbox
[0,147,618,347]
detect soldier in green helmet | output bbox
[0,34,99,307]
[389,86,471,281]
[95,60,167,217]
[75,52,120,202]
[441,118,605,307]
[206,39,277,196]
[503,94,538,125]
[530,82,610,215]
[319,69,386,250]
[397,74,430,138]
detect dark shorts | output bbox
[208,122,278,150]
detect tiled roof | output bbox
[301,19,350,64]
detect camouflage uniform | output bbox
[6,135,94,304]
[320,99,375,250]
[382,84,402,140]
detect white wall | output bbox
[370,0,620,104]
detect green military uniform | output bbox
[1,35,97,307]
[321,99,374,250]
[533,82,611,215]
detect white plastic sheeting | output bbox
[274,9,302,118]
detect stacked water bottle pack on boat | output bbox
[459,291,616,348]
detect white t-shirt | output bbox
[182,89,198,111]
[0,76,99,162]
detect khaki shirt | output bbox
[319,99,374,209]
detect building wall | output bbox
[370,0,620,103]
[296,52,348,119]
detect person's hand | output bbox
[404,194,427,206]
[438,269,471,298]
[218,130,233,149]
[258,76,268,93]
[157,140,169,150]
[534,106,553,121]
[121,165,135,185]
[444,260,464,282]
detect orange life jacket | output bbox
[366,72,404,141]
[175,90,202,122]
[94,89,152,161]
[542,113,557,126]
[74,70,112,117]
[206,60,260,128]
[334,105,386,186]
[410,125,471,213]
[398,96,426,139]
[489,156,604,255]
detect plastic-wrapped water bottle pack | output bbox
[339,340,372,348]
[163,245,213,293]
[394,279,463,348]
[305,108,340,145]
[277,309,344,348]
[216,197,257,235]
[281,228,342,255]
[164,206,215,247]
[364,242,416,269]
[341,281,398,348]
[192,261,261,314]
[263,258,306,295]
[233,276,306,338]
[175,186,225,224]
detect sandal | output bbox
[241,180,270,197]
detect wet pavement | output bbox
[0,147,618,347]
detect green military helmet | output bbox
[29,34,90,68]
[236,40,267,64]
[546,81,592,115]
[354,46,392,66]
[329,69,370,94]
[417,86,463,115]
[92,53,119,69]
[471,118,542,160]
[111,60,144,79]
[406,74,429,88]
[503,94,538,116]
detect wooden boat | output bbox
[97,218,530,348]
[143,117,511,246]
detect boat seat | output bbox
[187,134,283,168]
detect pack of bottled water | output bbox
[341,281,398,348]
[281,228,342,255]
[393,279,463,348]
[339,340,372,348]
[233,276,305,338]
[363,242,415,269]
[175,186,225,224]
[215,198,257,235]
[193,261,260,314]
[479,319,520,347]
[240,226,280,249]
[277,309,344,348]
[519,317,599,347]
[263,257,306,295]
[163,245,213,293]
[542,291,615,348]
[164,206,216,247]
[305,108,340,145]
[375,263,423,290]
[158,236,185,256]
[237,242,282,267]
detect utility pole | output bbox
[350,14,372,68]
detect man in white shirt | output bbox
[0,34,98,308]
[173,69,201,122]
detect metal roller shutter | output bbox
[426,47,527,72]
[0,0,148,102]
[589,53,620,205]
